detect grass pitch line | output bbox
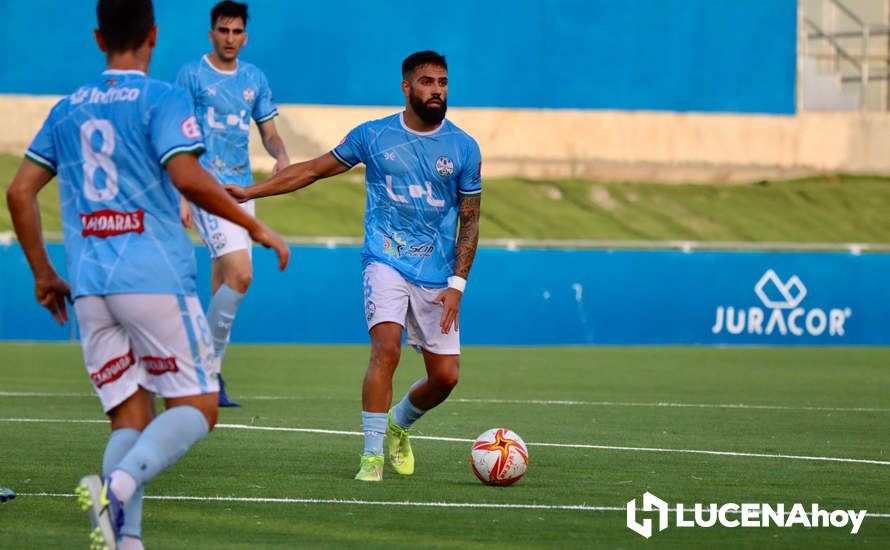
[3,391,889,413]
[452,398,890,413]
[17,493,890,518]
[19,492,616,511]
[4,417,889,467]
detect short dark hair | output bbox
[96,0,155,52]
[402,51,447,80]
[211,1,249,28]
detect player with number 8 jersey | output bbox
[26,74,204,296]
[8,2,289,547]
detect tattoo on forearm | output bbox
[454,194,481,279]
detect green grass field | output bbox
[3,153,890,242]
[1,343,888,548]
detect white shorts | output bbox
[75,294,220,413]
[363,262,460,355]
[191,200,256,258]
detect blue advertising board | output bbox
[1,0,796,113]
[1,244,885,345]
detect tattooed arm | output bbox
[434,193,482,334]
[453,194,481,279]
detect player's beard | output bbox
[410,89,447,125]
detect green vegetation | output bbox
[1,343,888,547]
[3,153,890,242]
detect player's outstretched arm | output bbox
[6,159,71,324]
[434,193,482,334]
[225,152,349,203]
[166,154,290,270]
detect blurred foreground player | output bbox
[5,0,289,547]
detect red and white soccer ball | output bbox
[470,428,529,485]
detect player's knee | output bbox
[432,368,459,392]
[371,340,402,368]
[229,270,252,293]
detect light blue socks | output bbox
[391,394,426,429]
[207,284,245,357]
[361,411,387,456]
[113,406,209,491]
[103,429,143,539]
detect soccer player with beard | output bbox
[175,1,290,407]
[225,51,483,481]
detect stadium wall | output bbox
[0,0,825,182]
[5,97,890,181]
[2,244,886,346]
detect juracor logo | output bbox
[626,492,867,538]
[711,269,852,338]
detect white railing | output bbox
[802,0,890,110]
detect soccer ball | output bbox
[470,428,529,485]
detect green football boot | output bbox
[384,412,415,475]
[354,455,384,482]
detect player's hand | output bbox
[224,184,250,203]
[179,197,192,229]
[433,288,462,334]
[35,274,72,325]
[248,221,290,271]
[272,157,290,176]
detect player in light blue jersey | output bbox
[227,51,482,481]
[6,1,289,547]
[175,1,290,407]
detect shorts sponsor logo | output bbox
[91,350,135,388]
[711,269,852,338]
[366,300,376,322]
[435,156,454,177]
[80,209,144,238]
[181,115,202,140]
[626,492,867,539]
[211,232,227,250]
[143,356,179,375]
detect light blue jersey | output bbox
[175,55,277,187]
[25,70,205,298]
[332,113,483,287]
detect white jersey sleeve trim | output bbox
[160,142,206,165]
[25,150,56,172]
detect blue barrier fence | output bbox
[2,0,796,113]
[1,244,886,345]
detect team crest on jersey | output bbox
[436,156,454,177]
[243,87,256,103]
